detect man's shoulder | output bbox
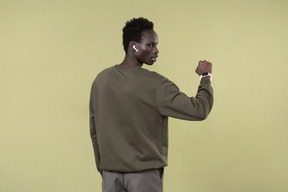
[90,66,114,86]
[98,66,114,75]
[140,67,166,81]
[94,66,114,79]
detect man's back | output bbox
[90,65,168,173]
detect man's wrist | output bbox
[201,76,211,80]
[200,72,212,81]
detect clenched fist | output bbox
[195,60,212,76]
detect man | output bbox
[90,17,213,192]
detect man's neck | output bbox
[119,55,143,67]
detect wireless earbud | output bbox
[133,45,139,52]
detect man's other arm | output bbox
[89,83,102,175]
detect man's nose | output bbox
[154,46,159,54]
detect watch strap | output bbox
[200,72,212,81]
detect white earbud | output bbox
[133,45,139,52]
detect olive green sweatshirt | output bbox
[89,65,213,174]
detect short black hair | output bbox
[122,17,154,53]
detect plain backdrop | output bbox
[1,0,288,192]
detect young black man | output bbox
[90,17,213,192]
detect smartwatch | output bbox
[200,72,212,81]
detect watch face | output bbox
[201,72,209,76]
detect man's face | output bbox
[135,30,159,65]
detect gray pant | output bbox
[102,168,164,192]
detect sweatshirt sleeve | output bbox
[156,78,214,121]
[89,83,103,175]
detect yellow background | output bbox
[1,0,288,191]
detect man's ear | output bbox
[130,42,139,52]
